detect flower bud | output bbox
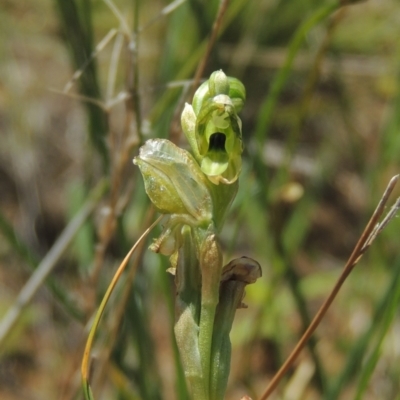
[181,102,200,160]
[208,70,230,97]
[134,139,212,222]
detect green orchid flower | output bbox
[181,70,246,185]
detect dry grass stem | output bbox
[259,175,400,400]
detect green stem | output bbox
[174,226,206,399]
[198,232,223,398]
[175,302,207,400]
[210,280,245,400]
[198,299,218,398]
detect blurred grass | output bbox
[0,0,400,399]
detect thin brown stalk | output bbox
[191,0,230,96]
[62,28,119,93]
[90,0,143,297]
[139,0,187,34]
[49,89,107,110]
[89,131,139,293]
[130,0,143,145]
[259,175,400,400]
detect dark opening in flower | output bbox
[201,131,230,177]
[209,132,226,152]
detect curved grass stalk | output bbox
[258,175,400,400]
[81,215,163,400]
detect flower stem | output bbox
[198,232,223,397]
[198,299,218,398]
[174,226,206,399]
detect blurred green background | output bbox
[0,0,400,399]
